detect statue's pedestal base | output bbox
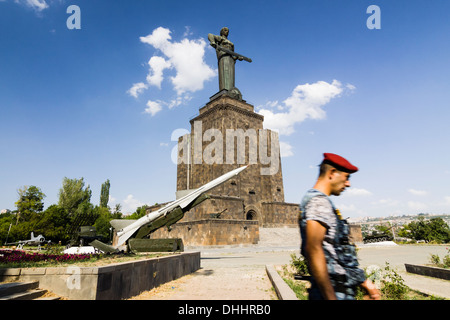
[150,219,259,246]
[210,87,243,102]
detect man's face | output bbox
[330,170,351,196]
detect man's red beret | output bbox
[322,153,358,173]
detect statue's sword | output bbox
[214,44,252,63]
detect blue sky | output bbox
[1,0,450,218]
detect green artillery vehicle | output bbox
[65,212,103,248]
[72,226,104,246]
[363,224,395,244]
[363,233,393,243]
[363,229,394,244]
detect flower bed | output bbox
[0,249,100,267]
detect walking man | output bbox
[299,153,380,300]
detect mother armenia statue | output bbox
[208,27,252,101]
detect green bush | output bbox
[429,248,450,269]
[290,253,309,276]
[380,263,408,300]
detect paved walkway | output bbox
[130,250,287,300]
[130,228,450,300]
[357,244,450,299]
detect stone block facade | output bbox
[164,94,300,246]
[261,202,300,227]
[349,224,363,243]
[150,219,259,246]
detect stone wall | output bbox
[349,224,364,243]
[151,219,259,246]
[181,195,245,221]
[261,202,300,227]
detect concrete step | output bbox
[0,281,61,300]
[0,289,48,300]
[0,281,39,297]
[34,296,61,300]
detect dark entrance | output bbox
[246,210,256,220]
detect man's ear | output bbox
[328,167,337,180]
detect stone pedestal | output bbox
[151,95,300,246]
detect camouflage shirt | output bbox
[302,193,347,276]
[299,188,366,299]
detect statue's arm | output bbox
[208,33,219,48]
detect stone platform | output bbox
[0,251,200,300]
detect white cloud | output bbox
[135,26,216,96]
[335,203,369,217]
[144,100,162,116]
[262,100,284,111]
[408,188,428,196]
[371,198,399,207]
[146,56,172,89]
[407,201,427,211]
[167,94,192,109]
[443,196,450,206]
[108,195,117,206]
[338,204,357,212]
[183,26,194,37]
[140,26,172,50]
[14,0,48,11]
[258,80,353,135]
[279,141,293,158]
[127,82,148,98]
[344,188,373,196]
[123,194,144,214]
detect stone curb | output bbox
[405,263,450,281]
[265,264,298,300]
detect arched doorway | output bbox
[246,210,257,221]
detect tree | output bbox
[427,218,450,243]
[58,177,92,215]
[0,211,15,244]
[113,203,122,217]
[403,217,450,243]
[15,185,46,223]
[125,205,149,220]
[34,205,71,243]
[100,179,110,208]
[93,206,113,242]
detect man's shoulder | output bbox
[303,192,335,228]
[306,195,333,212]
